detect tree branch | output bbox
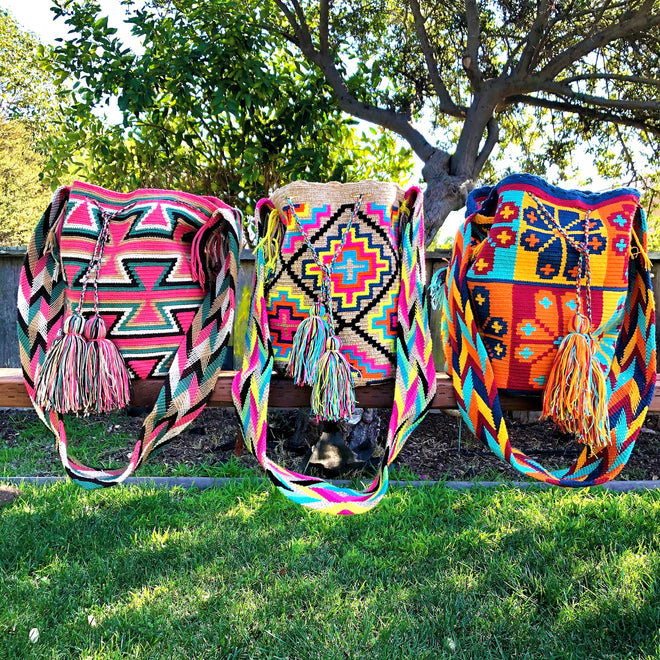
[559,73,660,87]
[319,0,330,55]
[274,0,439,162]
[539,3,660,81]
[463,0,483,89]
[272,0,309,48]
[474,117,500,175]
[513,0,553,78]
[406,0,462,114]
[506,93,660,135]
[538,80,660,113]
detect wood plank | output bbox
[2,367,659,412]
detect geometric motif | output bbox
[268,289,308,361]
[265,181,404,384]
[467,178,632,392]
[444,172,656,487]
[59,184,213,378]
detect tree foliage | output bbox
[0,9,57,135]
[0,121,52,246]
[0,10,54,246]
[43,0,413,209]
[267,0,660,242]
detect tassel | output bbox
[255,208,285,277]
[287,302,332,385]
[311,336,356,422]
[34,314,88,414]
[429,265,448,311]
[84,315,131,413]
[542,315,611,453]
[191,210,227,288]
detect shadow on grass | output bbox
[1,482,659,659]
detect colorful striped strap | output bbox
[232,186,436,514]
[18,187,241,488]
[442,202,656,486]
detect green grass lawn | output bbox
[1,482,660,660]
[1,411,257,480]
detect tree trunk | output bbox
[421,150,476,247]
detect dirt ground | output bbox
[3,406,659,482]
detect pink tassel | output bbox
[34,314,88,413]
[84,315,131,413]
[191,211,225,288]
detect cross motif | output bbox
[525,233,540,248]
[336,256,361,282]
[615,238,627,252]
[497,230,513,245]
[475,258,490,272]
[273,308,301,341]
[521,322,536,336]
[500,204,516,220]
[540,263,555,276]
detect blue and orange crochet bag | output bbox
[441,174,656,486]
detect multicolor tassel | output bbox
[287,302,331,385]
[542,314,611,452]
[84,315,131,413]
[256,207,285,276]
[429,265,448,311]
[311,336,356,422]
[34,313,88,413]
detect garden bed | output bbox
[2,407,659,483]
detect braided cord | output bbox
[528,194,593,327]
[75,201,137,317]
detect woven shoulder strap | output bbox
[232,186,436,514]
[442,204,656,486]
[18,187,241,488]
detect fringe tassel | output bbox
[542,315,611,453]
[311,336,356,422]
[84,315,131,413]
[191,211,226,288]
[34,314,88,414]
[287,302,331,386]
[255,208,285,276]
[429,265,448,311]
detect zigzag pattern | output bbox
[442,180,656,486]
[232,185,436,514]
[17,183,241,488]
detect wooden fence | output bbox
[2,247,659,371]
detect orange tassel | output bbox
[542,315,611,453]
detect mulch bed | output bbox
[2,407,659,483]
